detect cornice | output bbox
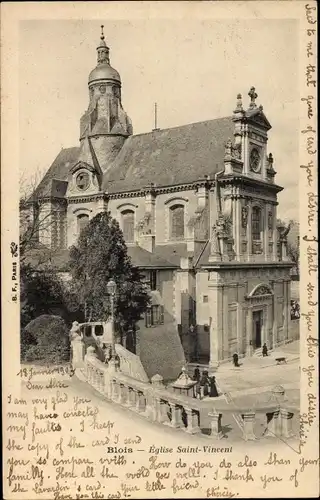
[67,193,109,204]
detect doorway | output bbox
[252,310,263,349]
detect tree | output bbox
[19,168,61,261]
[21,315,70,363]
[20,263,81,328]
[69,212,150,331]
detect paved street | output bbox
[197,341,300,399]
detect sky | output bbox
[19,19,299,221]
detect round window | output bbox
[76,172,90,191]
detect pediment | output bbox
[70,161,97,175]
[247,283,273,299]
[246,108,272,131]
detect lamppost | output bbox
[106,279,117,370]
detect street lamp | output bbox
[106,279,117,369]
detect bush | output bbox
[21,314,70,364]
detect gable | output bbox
[245,108,272,131]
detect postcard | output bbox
[1,1,319,498]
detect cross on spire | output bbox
[248,86,258,108]
[100,24,105,41]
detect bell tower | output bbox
[79,26,132,173]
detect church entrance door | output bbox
[252,310,263,349]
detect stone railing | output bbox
[73,341,299,442]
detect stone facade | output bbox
[29,31,294,369]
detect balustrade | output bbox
[208,411,223,439]
[265,409,280,437]
[242,412,257,441]
[82,350,298,442]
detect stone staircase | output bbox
[253,348,263,357]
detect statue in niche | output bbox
[277,221,292,242]
[224,139,232,157]
[233,143,241,160]
[241,206,248,228]
[268,210,273,230]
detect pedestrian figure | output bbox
[200,370,210,397]
[193,365,201,382]
[209,375,219,397]
[262,343,268,357]
[195,379,202,400]
[233,352,239,367]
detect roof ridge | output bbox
[130,116,233,139]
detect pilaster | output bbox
[264,203,269,259]
[247,201,252,262]
[208,276,224,369]
[245,306,253,356]
[272,205,278,261]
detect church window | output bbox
[122,209,135,242]
[77,213,89,236]
[76,171,90,191]
[251,206,263,254]
[170,204,185,240]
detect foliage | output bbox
[20,263,82,329]
[69,211,150,330]
[21,314,70,363]
[19,169,52,260]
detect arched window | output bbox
[251,206,263,253]
[122,209,135,242]
[170,204,185,240]
[77,213,89,236]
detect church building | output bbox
[28,28,293,372]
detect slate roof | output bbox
[34,117,234,198]
[127,245,179,269]
[102,117,234,192]
[33,147,80,199]
[154,243,190,266]
[25,244,180,272]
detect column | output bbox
[247,202,252,262]
[282,281,288,343]
[242,412,257,441]
[246,307,253,356]
[272,205,278,261]
[223,287,229,360]
[208,281,223,370]
[264,204,269,261]
[237,303,242,355]
[234,193,241,260]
